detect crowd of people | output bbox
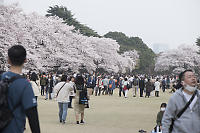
[1,45,200,133]
[27,72,183,101]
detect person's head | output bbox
[8,45,27,67]
[160,103,167,112]
[124,78,127,81]
[75,75,84,85]
[179,70,197,92]
[61,75,67,82]
[30,72,38,81]
[68,76,75,82]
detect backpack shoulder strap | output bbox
[56,82,66,97]
[8,75,24,84]
[8,75,25,111]
[34,81,38,86]
[170,90,197,132]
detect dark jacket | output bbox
[133,78,139,86]
[156,111,164,126]
[145,81,153,92]
[139,79,145,89]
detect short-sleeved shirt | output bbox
[1,71,37,133]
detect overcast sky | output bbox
[4,0,200,52]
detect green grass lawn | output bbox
[25,89,171,133]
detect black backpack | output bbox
[0,75,23,131]
[79,89,89,106]
[76,84,84,90]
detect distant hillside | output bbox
[104,32,156,73]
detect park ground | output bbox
[25,89,171,133]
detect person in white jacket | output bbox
[123,78,129,98]
[30,72,40,101]
[154,79,161,97]
[54,75,74,124]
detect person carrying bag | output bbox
[55,82,66,98]
[169,90,197,133]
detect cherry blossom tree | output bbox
[0,4,139,73]
[155,44,200,74]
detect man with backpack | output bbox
[162,70,200,133]
[0,45,40,133]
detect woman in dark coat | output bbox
[145,79,153,98]
[45,74,54,100]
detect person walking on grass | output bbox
[54,75,74,124]
[154,79,161,97]
[145,79,153,98]
[74,75,89,124]
[1,45,40,133]
[30,72,40,101]
[123,78,129,98]
[108,76,115,96]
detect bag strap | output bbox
[8,75,24,83]
[170,90,197,132]
[176,90,197,118]
[7,75,25,111]
[34,81,38,86]
[56,82,66,97]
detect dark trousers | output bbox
[162,85,166,92]
[35,96,38,101]
[140,88,144,97]
[41,85,45,96]
[155,91,159,97]
[49,88,52,99]
[92,88,94,95]
[68,96,73,108]
[119,87,125,97]
[145,92,150,98]
[102,86,108,95]
[49,92,52,99]
[166,84,170,89]
[109,89,113,95]
[95,87,101,96]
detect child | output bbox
[152,103,167,133]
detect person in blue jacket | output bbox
[108,76,115,96]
